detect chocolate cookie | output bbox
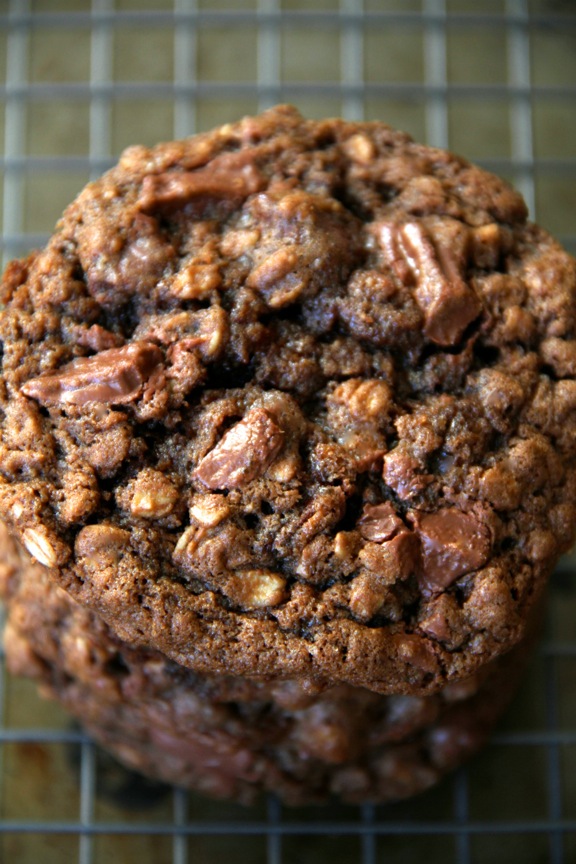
[1,105,575,694]
[0,532,534,805]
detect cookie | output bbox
[0,105,575,694]
[1,533,534,805]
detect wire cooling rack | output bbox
[1,1,576,862]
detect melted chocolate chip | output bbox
[138,151,266,217]
[376,221,481,347]
[358,502,404,542]
[21,342,163,406]
[193,407,285,490]
[414,507,491,592]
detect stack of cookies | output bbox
[0,107,575,804]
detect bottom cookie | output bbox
[0,525,535,806]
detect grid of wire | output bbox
[0,1,575,862]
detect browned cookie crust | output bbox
[1,534,533,805]
[0,106,575,693]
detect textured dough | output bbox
[0,106,575,694]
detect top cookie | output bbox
[1,105,575,694]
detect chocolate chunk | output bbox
[400,222,481,345]
[414,508,491,592]
[358,502,404,542]
[21,342,163,407]
[377,221,481,346]
[139,151,265,216]
[193,407,285,490]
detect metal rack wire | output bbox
[0,1,575,862]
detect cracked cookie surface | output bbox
[1,105,575,693]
